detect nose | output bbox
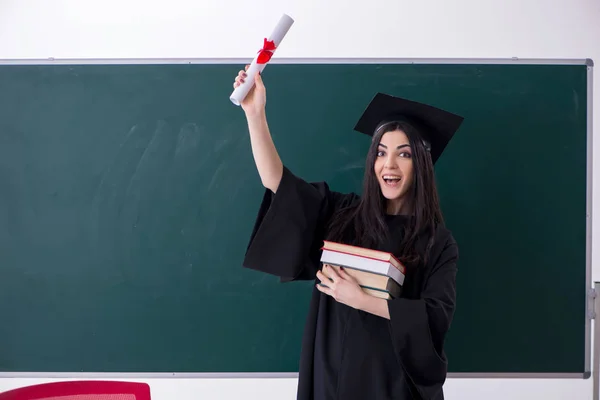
[384,154,399,169]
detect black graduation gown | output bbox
[243,166,459,400]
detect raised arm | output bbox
[234,67,283,193]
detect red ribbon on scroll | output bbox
[257,38,277,64]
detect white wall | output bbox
[1,0,599,399]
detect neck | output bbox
[386,198,410,215]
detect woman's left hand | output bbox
[316,264,367,310]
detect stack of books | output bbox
[319,240,406,300]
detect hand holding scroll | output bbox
[233,65,266,117]
[229,13,294,106]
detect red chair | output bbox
[0,380,151,400]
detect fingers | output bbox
[323,264,341,281]
[336,266,351,281]
[233,69,248,89]
[316,270,332,285]
[316,283,333,297]
[254,71,263,87]
[233,64,265,91]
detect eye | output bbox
[377,150,385,157]
[399,151,412,158]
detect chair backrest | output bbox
[0,381,151,400]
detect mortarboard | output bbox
[353,93,464,164]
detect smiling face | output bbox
[373,129,414,214]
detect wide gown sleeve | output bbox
[387,234,459,400]
[242,165,356,282]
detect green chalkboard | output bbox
[0,59,592,376]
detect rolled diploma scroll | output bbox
[230,13,294,106]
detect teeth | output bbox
[383,175,401,180]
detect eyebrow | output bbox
[378,143,411,150]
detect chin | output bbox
[378,181,405,201]
[382,193,405,202]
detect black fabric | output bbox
[243,166,459,400]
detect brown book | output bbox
[362,287,395,300]
[323,264,402,299]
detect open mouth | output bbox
[382,175,401,187]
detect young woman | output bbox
[234,67,463,400]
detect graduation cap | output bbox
[354,93,464,164]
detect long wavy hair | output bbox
[325,120,444,267]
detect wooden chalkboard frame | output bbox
[0,57,594,381]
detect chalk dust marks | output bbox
[120,120,175,211]
[337,161,364,172]
[89,120,235,287]
[89,123,146,262]
[89,121,179,272]
[174,122,202,158]
[90,124,139,211]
